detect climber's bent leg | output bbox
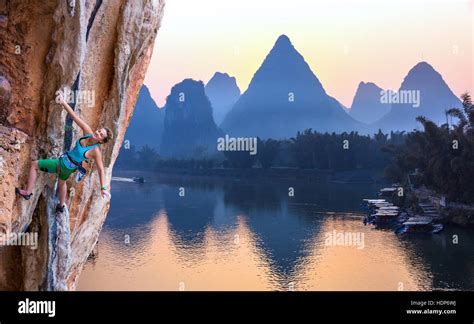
[17,158,74,204]
[56,159,74,213]
[38,159,60,175]
[58,179,67,208]
[26,160,39,194]
[16,160,40,199]
[37,158,74,181]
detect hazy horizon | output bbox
[144,0,473,108]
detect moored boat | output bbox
[395,217,444,235]
[378,187,397,197]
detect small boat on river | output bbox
[395,217,444,235]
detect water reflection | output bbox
[78,177,474,291]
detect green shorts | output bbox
[38,158,76,181]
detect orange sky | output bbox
[144,0,473,108]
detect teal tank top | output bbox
[67,134,99,163]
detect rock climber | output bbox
[15,92,112,213]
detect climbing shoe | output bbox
[15,188,32,200]
[55,204,65,214]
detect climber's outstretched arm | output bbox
[92,148,110,199]
[57,94,93,134]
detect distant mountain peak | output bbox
[357,81,381,90]
[374,61,462,131]
[269,34,297,55]
[122,84,165,151]
[209,71,235,82]
[220,34,359,138]
[177,78,204,88]
[161,79,221,157]
[403,61,442,83]
[248,34,326,98]
[205,72,241,125]
[401,61,452,90]
[207,72,238,86]
[350,81,390,124]
[411,61,436,72]
[275,34,292,46]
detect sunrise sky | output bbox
[144,0,473,108]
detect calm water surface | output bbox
[77,174,474,291]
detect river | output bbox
[77,173,474,291]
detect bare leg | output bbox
[58,179,67,207]
[18,160,38,196]
[25,160,39,194]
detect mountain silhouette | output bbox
[374,62,462,131]
[205,72,241,125]
[220,34,361,138]
[349,82,391,124]
[160,79,222,157]
[124,85,164,150]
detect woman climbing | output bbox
[15,93,113,213]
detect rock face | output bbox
[0,75,12,123]
[349,82,391,124]
[205,72,241,125]
[0,0,164,290]
[123,85,165,151]
[221,34,361,139]
[160,79,222,157]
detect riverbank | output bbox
[406,187,474,229]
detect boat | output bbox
[397,212,409,223]
[112,176,146,184]
[395,217,444,235]
[372,211,399,216]
[378,187,397,197]
[365,203,398,214]
[364,208,400,224]
[132,176,146,184]
[377,206,399,210]
[363,199,387,203]
[363,198,396,222]
[362,197,406,227]
[372,212,400,224]
[362,199,390,209]
[372,202,393,206]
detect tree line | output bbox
[116,93,474,204]
[115,129,407,172]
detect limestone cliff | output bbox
[161,79,222,158]
[0,0,164,290]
